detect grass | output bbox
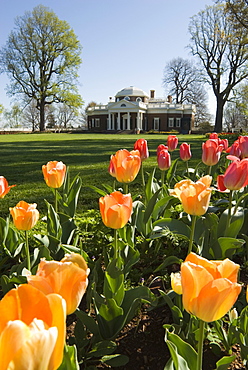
[0,132,207,216]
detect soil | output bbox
[69,276,247,370]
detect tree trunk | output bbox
[39,100,45,131]
[214,96,225,133]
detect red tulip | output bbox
[180,143,191,161]
[202,139,223,166]
[217,157,248,191]
[238,136,248,158]
[157,144,168,156]
[209,132,218,140]
[157,149,171,171]
[134,138,149,161]
[0,176,16,198]
[226,140,241,158]
[167,135,178,151]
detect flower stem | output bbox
[54,188,58,213]
[123,183,129,194]
[25,230,31,271]
[196,320,205,370]
[186,160,189,178]
[208,165,212,176]
[114,228,118,260]
[141,162,145,188]
[188,215,197,255]
[226,190,233,235]
[161,170,165,187]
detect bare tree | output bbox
[188,4,248,132]
[163,57,210,125]
[23,99,40,131]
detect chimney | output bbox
[167,95,172,103]
[150,90,155,99]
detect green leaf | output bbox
[145,167,156,202]
[88,185,107,197]
[155,256,182,272]
[152,218,191,239]
[88,340,116,357]
[97,298,123,322]
[215,355,236,370]
[75,309,100,337]
[101,354,129,367]
[217,237,245,259]
[143,187,162,224]
[57,345,79,370]
[164,329,197,370]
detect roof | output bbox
[115,86,149,98]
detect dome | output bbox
[115,86,149,98]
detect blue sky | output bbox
[0,0,215,115]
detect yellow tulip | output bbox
[27,253,89,315]
[181,253,241,322]
[0,284,66,370]
[170,175,212,216]
[171,272,182,295]
[42,161,66,188]
[99,191,132,229]
[9,201,39,231]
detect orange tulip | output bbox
[27,253,89,315]
[42,161,66,188]
[181,253,241,322]
[170,175,212,216]
[9,200,39,231]
[109,149,141,183]
[133,138,149,161]
[0,284,66,370]
[171,272,182,295]
[0,176,16,198]
[99,191,132,229]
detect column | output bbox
[112,113,115,130]
[137,111,140,129]
[108,113,111,130]
[117,112,121,130]
[127,112,130,130]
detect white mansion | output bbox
[86,86,196,134]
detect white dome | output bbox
[115,86,149,98]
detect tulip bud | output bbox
[229,308,238,323]
[171,272,182,295]
[202,139,223,166]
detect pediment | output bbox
[108,99,138,109]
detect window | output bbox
[124,96,130,101]
[95,118,100,127]
[121,104,126,107]
[176,118,181,127]
[136,97,142,102]
[92,118,95,127]
[153,117,159,131]
[168,118,174,127]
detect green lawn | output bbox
[0,132,206,216]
